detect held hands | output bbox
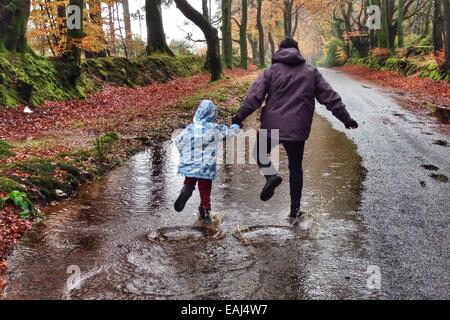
[232,115,244,129]
[345,119,359,130]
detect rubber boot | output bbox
[174,185,195,212]
[199,207,211,223]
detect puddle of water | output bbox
[149,226,207,242]
[148,224,224,243]
[233,225,302,245]
[5,113,370,300]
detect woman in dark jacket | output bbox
[233,37,358,221]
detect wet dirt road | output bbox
[316,69,450,299]
[4,69,449,299]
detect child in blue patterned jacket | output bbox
[174,100,241,223]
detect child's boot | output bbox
[174,185,195,212]
[289,205,304,224]
[199,207,212,223]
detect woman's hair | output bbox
[279,37,299,51]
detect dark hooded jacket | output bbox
[236,48,353,141]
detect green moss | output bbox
[93,131,120,160]
[0,176,25,193]
[99,131,119,144]
[57,162,81,177]
[0,52,204,108]
[0,50,76,106]
[0,140,15,159]
[28,175,67,200]
[82,55,203,88]
[20,158,56,175]
[66,174,80,189]
[0,85,19,107]
[348,55,447,82]
[177,79,250,115]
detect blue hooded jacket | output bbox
[175,100,240,180]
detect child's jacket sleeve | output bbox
[174,129,186,152]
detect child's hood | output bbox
[194,100,218,124]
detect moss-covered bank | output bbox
[0,52,204,108]
[348,55,449,82]
[83,55,203,87]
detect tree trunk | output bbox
[377,0,390,49]
[0,0,31,52]
[62,0,84,85]
[146,0,173,56]
[433,0,444,52]
[268,30,275,59]
[291,10,299,37]
[123,0,132,41]
[386,0,396,50]
[108,3,116,56]
[40,1,59,54]
[442,0,450,73]
[174,0,222,81]
[202,0,210,69]
[423,1,433,37]
[202,0,209,20]
[115,1,128,58]
[221,0,232,68]
[248,35,258,65]
[240,0,248,69]
[369,29,377,49]
[398,0,405,48]
[283,0,293,38]
[256,0,265,67]
[122,0,132,56]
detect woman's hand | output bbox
[345,119,359,129]
[232,115,244,128]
